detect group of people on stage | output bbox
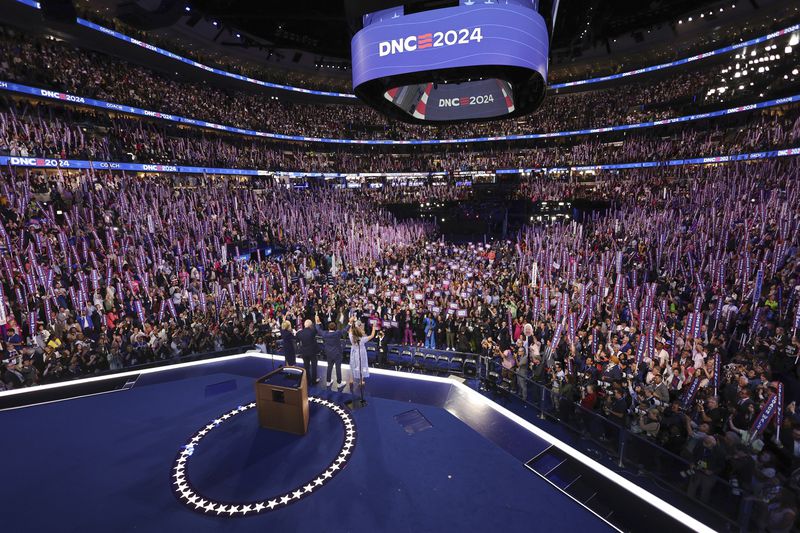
[279,314,376,390]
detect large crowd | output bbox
[1,97,799,174]
[1,23,797,142]
[1,157,798,528]
[0,12,799,531]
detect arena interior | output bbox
[1,0,799,531]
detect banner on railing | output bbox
[0,80,797,146]
[1,148,799,178]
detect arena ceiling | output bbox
[186,0,725,58]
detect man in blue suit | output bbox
[423,313,436,349]
[315,314,349,388]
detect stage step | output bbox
[525,446,693,532]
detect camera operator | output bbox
[687,436,726,503]
[637,407,662,438]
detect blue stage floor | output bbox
[0,355,704,532]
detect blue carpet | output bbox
[0,366,609,532]
[187,403,344,503]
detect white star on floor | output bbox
[174,397,355,516]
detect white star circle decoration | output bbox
[171,397,356,517]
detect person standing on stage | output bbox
[349,317,377,388]
[280,320,297,366]
[296,319,321,385]
[315,314,349,388]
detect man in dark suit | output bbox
[296,319,321,385]
[375,329,388,368]
[315,315,349,388]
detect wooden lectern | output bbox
[254,366,309,435]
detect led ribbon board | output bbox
[351,0,549,124]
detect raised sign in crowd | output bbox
[0,15,798,532]
[0,159,798,529]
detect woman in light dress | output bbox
[349,317,377,387]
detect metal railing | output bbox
[272,338,479,376]
[476,355,754,530]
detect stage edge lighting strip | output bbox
[13,0,797,96]
[0,147,798,179]
[0,79,797,145]
[0,351,715,532]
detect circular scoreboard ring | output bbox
[349,1,551,125]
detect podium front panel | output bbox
[254,366,309,435]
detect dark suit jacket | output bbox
[280,329,296,361]
[296,327,320,358]
[315,324,349,361]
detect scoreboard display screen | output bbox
[385,79,515,122]
[351,0,549,124]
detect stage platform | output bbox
[0,352,712,533]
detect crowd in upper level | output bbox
[2,23,797,142]
[0,12,799,529]
[1,96,798,174]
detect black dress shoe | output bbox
[313,379,320,385]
